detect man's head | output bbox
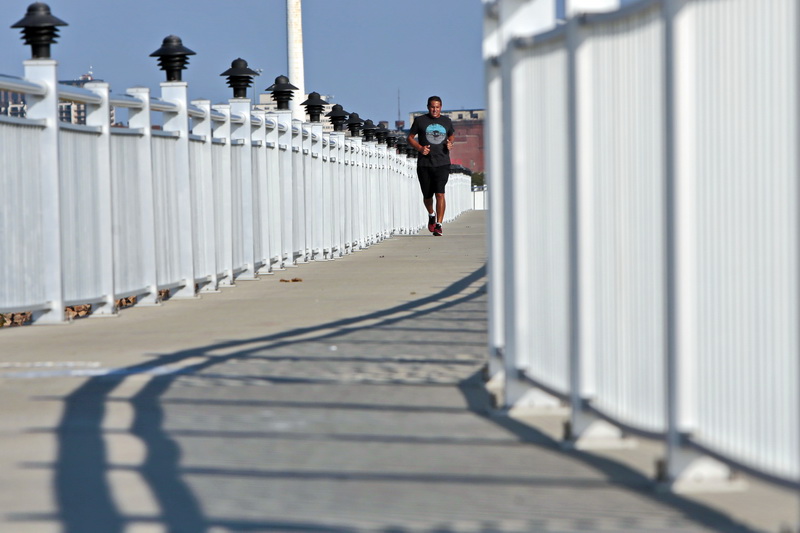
[427,96,442,118]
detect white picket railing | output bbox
[0,60,473,323]
[486,0,799,490]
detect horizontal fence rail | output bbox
[0,59,474,325]
[486,0,800,491]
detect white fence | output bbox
[0,61,473,323]
[486,0,799,490]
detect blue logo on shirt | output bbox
[426,123,447,145]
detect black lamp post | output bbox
[11,2,67,60]
[266,75,298,110]
[396,136,408,155]
[362,119,376,142]
[150,35,196,82]
[376,123,389,144]
[326,104,348,132]
[386,133,397,148]
[220,58,259,99]
[301,91,327,123]
[347,112,363,137]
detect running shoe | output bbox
[433,223,443,236]
[427,214,436,233]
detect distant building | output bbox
[0,91,25,117]
[0,71,115,124]
[409,108,485,174]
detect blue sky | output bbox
[0,1,638,123]
[1,0,486,124]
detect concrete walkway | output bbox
[0,210,795,533]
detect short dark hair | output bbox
[427,95,442,107]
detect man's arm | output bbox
[407,132,430,156]
[446,121,455,151]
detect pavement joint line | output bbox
[0,361,102,368]
[0,363,202,380]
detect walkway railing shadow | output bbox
[14,263,759,532]
[21,266,485,532]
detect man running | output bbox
[407,96,455,236]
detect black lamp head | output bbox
[150,35,196,82]
[395,136,408,154]
[220,57,259,99]
[266,75,298,110]
[325,104,349,132]
[301,91,327,122]
[11,2,67,59]
[347,112,363,137]
[362,119,377,142]
[376,123,389,144]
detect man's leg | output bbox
[432,165,450,224]
[435,193,446,224]
[431,166,449,236]
[418,167,437,232]
[418,166,435,215]
[424,196,434,215]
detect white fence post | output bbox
[125,87,160,304]
[349,137,363,251]
[24,58,65,324]
[292,121,307,263]
[499,0,535,406]
[275,110,294,266]
[83,81,117,316]
[367,141,376,243]
[321,132,333,259]
[252,108,272,274]
[566,11,600,445]
[342,138,353,253]
[230,98,257,280]
[330,131,345,257]
[379,141,390,238]
[211,104,234,286]
[160,81,196,298]
[309,122,324,260]
[190,99,220,291]
[263,114,283,270]
[386,141,398,235]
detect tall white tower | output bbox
[286,0,306,120]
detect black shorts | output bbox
[417,165,450,199]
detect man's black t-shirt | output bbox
[409,114,455,168]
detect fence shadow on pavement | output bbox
[12,262,761,532]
